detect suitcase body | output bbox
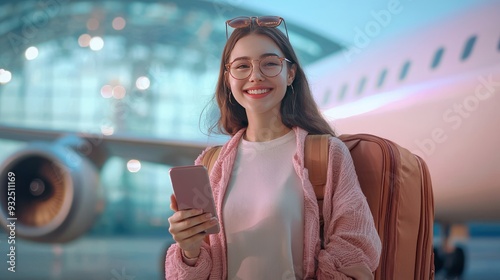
[339,134,435,280]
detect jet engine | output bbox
[0,136,106,243]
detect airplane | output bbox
[1,1,499,278]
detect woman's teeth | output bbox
[246,89,270,95]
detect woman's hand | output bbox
[168,194,219,258]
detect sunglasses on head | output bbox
[225,16,288,39]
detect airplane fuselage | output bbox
[308,2,500,224]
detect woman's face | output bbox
[226,33,295,120]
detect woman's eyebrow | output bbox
[231,56,251,62]
[231,53,281,62]
[259,53,280,58]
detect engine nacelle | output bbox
[0,138,105,243]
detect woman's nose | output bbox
[248,62,265,81]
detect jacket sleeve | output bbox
[164,242,212,280]
[316,138,382,280]
[164,149,215,280]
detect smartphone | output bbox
[169,165,219,234]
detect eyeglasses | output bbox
[225,16,288,39]
[225,55,292,80]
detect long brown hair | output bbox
[208,21,335,137]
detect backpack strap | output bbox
[201,146,222,246]
[304,134,329,244]
[202,145,222,174]
[304,134,329,198]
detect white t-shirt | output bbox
[223,130,304,279]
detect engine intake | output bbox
[0,139,104,243]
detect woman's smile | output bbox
[244,87,273,98]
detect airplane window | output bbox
[399,61,411,81]
[377,69,387,88]
[337,84,348,101]
[357,77,367,95]
[431,47,445,69]
[461,35,477,61]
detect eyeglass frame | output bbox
[225,56,292,80]
[225,16,289,40]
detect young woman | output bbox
[165,16,381,279]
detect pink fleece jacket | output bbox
[165,127,381,279]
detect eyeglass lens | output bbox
[228,56,285,80]
[255,16,282,28]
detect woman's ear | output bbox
[287,64,297,85]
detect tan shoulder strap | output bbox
[202,146,222,174]
[304,134,329,200]
[304,134,329,247]
[201,146,221,246]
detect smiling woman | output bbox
[165,15,381,280]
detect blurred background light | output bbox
[112,16,126,30]
[0,69,12,84]
[100,84,113,98]
[127,159,141,172]
[100,124,114,135]
[89,36,104,51]
[112,85,126,99]
[78,34,92,47]
[135,76,150,90]
[25,46,39,60]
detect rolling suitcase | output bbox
[306,133,435,280]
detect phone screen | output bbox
[169,165,219,234]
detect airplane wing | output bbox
[0,124,211,166]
